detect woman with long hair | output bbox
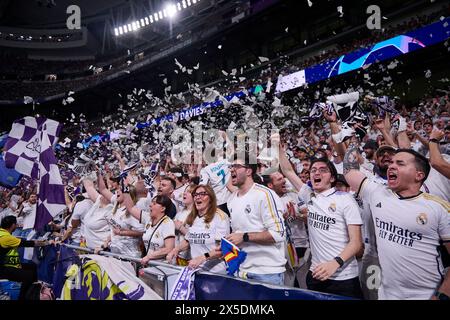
[95,172,145,258]
[167,185,230,273]
[172,184,197,265]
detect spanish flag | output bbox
[220,238,247,276]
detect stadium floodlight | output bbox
[114,0,202,36]
[166,4,177,18]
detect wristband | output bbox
[429,138,440,144]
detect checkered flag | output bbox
[3,117,66,230]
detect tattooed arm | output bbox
[343,145,366,192]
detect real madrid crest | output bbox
[245,204,252,214]
[416,213,428,225]
[328,203,336,213]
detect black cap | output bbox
[363,140,379,150]
[376,145,396,157]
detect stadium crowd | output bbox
[1,80,449,299]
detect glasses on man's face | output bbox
[193,192,209,198]
[310,168,330,174]
[228,164,248,170]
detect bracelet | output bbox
[429,138,440,144]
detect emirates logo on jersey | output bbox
[416,213,428,225]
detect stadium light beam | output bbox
[166,4,177,18]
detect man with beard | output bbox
[157,177,178,219]
[344,147,450,300]
[263,171,309,288]
[226,154,286,286]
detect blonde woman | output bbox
[96,172,144,258]
[172,184,197,265]
[167,185,230,273]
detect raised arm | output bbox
[428,129,450,179]
[274,133,304,192]
[343,145,367,192]
[113,150,126,171]
[97,171,114,202]
[374,117,397,148]
[121,193,143,221]
[324,109,346,161]
[82,178,101,203]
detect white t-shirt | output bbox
[21,202,36,230]
[69,198,93,243]
[83,196,113,249]
[184,209,230,274]
[227,183,286,275]
[200,159,231,205]
[174,208,191,260]
[298,186,363,281]
[357,178,450,300]
[280,192,309,248]
[107,199,145,258]
[141,214,175,257]
[136,196,151,212]
[421,164,450,202]
[172,184,188,210]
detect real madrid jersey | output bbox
[184,209,230,274]
[200,159,231,205]
[280,192,309,248]
[227,183,287,275]
[141,214,175,256]
[357,178,450,300]
[298,185,363,281]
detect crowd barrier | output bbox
[33,244,349,300]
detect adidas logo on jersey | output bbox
[376,202,382,208]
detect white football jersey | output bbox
[172,184,188,210]
[200,159,231,205]
[184,209,230,274]
[358,178,450,300]
[280,192,309,248]
[298,186,363,281]
[174,209,191,260]
[227,183,286,275]
[106,202,145,258]
[421,163,450,202]
[141,214,175,257]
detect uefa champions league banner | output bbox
[276,16,450,93]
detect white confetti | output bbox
[307,0,313,7]
[258,56,269,63]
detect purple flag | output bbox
[3,117,65,230]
